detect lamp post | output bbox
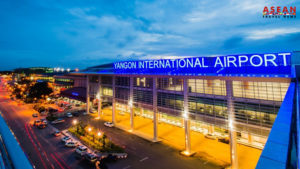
[73,119,78,133]
[97,131,102,145]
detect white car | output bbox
[66,112,73,118]
[104,122,114,127]
[65,141,78,148]
[75,145,88,156]
[205,134,217,140]
[61,136,71,143]
[51,118,65,124]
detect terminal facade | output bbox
[73,52,294,168]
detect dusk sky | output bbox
[0,0,299,70]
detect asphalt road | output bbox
[0,78,220,169]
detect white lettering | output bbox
[278,53,290,66]
[250,55,263,67]
[179,59,186,68]
[264,54,277,67]
[202,58,208,67]
[227,56,237,67]
[194,58,202,67]
[214,57,223,67]
[186,58,194,68]
[238,55,248,67]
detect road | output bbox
[0,78,220,169]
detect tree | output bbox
[27,82,53,101]
[102,134,107,148]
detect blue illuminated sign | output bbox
[72,92,79,96]
[113,52,292,76]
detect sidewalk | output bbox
[87,109,262,169]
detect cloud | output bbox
[0,0,299,70]
[246,28,300,40]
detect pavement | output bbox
[94,107,262,169]
[0,78,220,169]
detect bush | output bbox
[46,116,57,121]
[68,126,124,153]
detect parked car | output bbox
[103,154,118,162]
[32,113,38,117]
[205,134,216,140]
[218,137,230,144]
[37,123,47,129]
[73,112,80,117]
[104,122,114,128]
[65,141,78,148]
[66,112,73,118]
[40,118,48,125]
[61,136,71,143]
[75,146,88,156]
[51,118,65,124]
[84,153,98,163]
[33,120,41,126]
[53,131,61,137]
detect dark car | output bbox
[73,112,80,117]
[33,120,41,126]
[37,123,47,129]
[218,137,230,144]
[103,154,118,163]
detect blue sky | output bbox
[0,0,299,70]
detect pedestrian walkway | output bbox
[89,108,262,169]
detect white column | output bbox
[153,77,158,141]
[248,132,253,144]
[183,78,191,154]
[86,75,90,114]
[97,76,102,118]
[226,80,238,169]
[208,125,214,134]
[129,77,134,130]
[112,76,116,124]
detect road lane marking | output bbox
[123,165,131,169]
[51,154,65,169]
[24,123,48,169]
[54,152,71,169]
[139,156,149,162]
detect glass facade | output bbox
[93,75,290,139]
[102,87,113,96]
[232,81,289,101]
[134,77,153,88]
[188,79,226,95]
[158,78,183,91]
[157,92,183,111]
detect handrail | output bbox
[256,82,295,169]
[0,112,33,169]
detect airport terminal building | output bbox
[72,52,298,168]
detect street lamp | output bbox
[73,120,78,133]
[97,131,102,144]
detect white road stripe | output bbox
[123,165,131,169]
[139,156,149,162]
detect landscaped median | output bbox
[68,121,124,153]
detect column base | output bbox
[152,138,162,143]
[180,150,196,157]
